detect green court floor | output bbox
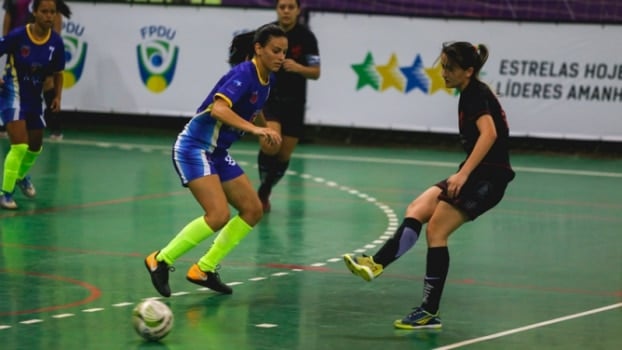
[0,129,620,349]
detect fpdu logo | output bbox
[351,51,460,96]
[137,25,179,93]
[61,21,87,89]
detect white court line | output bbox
[57,139,622,178]
[434,303,622,350]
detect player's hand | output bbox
[281,59,299,73]
[446,172,468,198]
[254,127,282,146]
[50,97,61,112]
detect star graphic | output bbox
[400,54,428,94]
[376,53,404,92]
[351,52,379,91]
[424,61,453,95]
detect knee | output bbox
[207,210,231,231]
[260,141,280,156]
[425,223,449,247]
[239,200,264,226]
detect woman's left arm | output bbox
[447,114,497,198]
[459,114,497,177]
[50,71,63,112]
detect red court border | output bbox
[0,269,101,316]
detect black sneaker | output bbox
[144,251,173,297]
[186,264,233,294]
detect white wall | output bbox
[60,4,622,141]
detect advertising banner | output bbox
[307,13,622,140]
[59,4,621,140]
[62,3,273,116]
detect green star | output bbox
[351,52,379,91]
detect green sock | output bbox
[18,147,42,179]
[198,215,253,272]
[2,144,28,193]
[158,216,215,265]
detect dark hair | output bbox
[32,0,72,18]
[442,42,489,77]
[275,0,300,7]
[252,23,286,47]
[228,24,286,67]
[228,30,255,66]
[57,0,72,19]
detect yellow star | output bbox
[425,61,453,95]
[376,53,404,92]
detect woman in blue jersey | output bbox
[0,0,65,209]
[145,24,287,297]
[0,0,71,140]
[343,42,515,329]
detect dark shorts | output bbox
[263,99,306,138]
[436,166,515,220]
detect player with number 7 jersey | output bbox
[0,24,65,117]
[0,0,66,210]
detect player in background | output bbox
[256,0,320,212]
[144,24,286,297]
[343,42,515,329]
[0,0,71,140]
[0,0,65,209]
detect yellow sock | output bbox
[18,147,42,179]
[158,216,214,265]
[2,144,28,193]
[198,216,252,272]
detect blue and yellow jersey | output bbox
[177,59,274,152]
[0,25,65,115]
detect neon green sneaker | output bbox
[343,254,384,281]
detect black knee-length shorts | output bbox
[436,165,515,220]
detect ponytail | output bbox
[442,41,489,78]
[57,0,72,19]
[474,44,488,74]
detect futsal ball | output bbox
[132,299,174,341]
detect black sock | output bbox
[373,217,422,267]
[257,151,289,199]
[258,151,276,186]
[43,90,61,133]
[420,246,450,314]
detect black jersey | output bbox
[269,22,320,104]
[458,79,513,171]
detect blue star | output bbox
[400,54,429,94]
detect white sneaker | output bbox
[0,192,17,209]
[49,133,64,141]
[16,176,36,198]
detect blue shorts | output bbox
[0,108,46,130]
[172,145,244,186]
[0,84,45,129]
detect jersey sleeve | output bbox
[463,87,491,121]
[50,35,66,72]
[2,0,12,12]
[304,30,320,67]
[214,69,251,107]
[0,30,17,56]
